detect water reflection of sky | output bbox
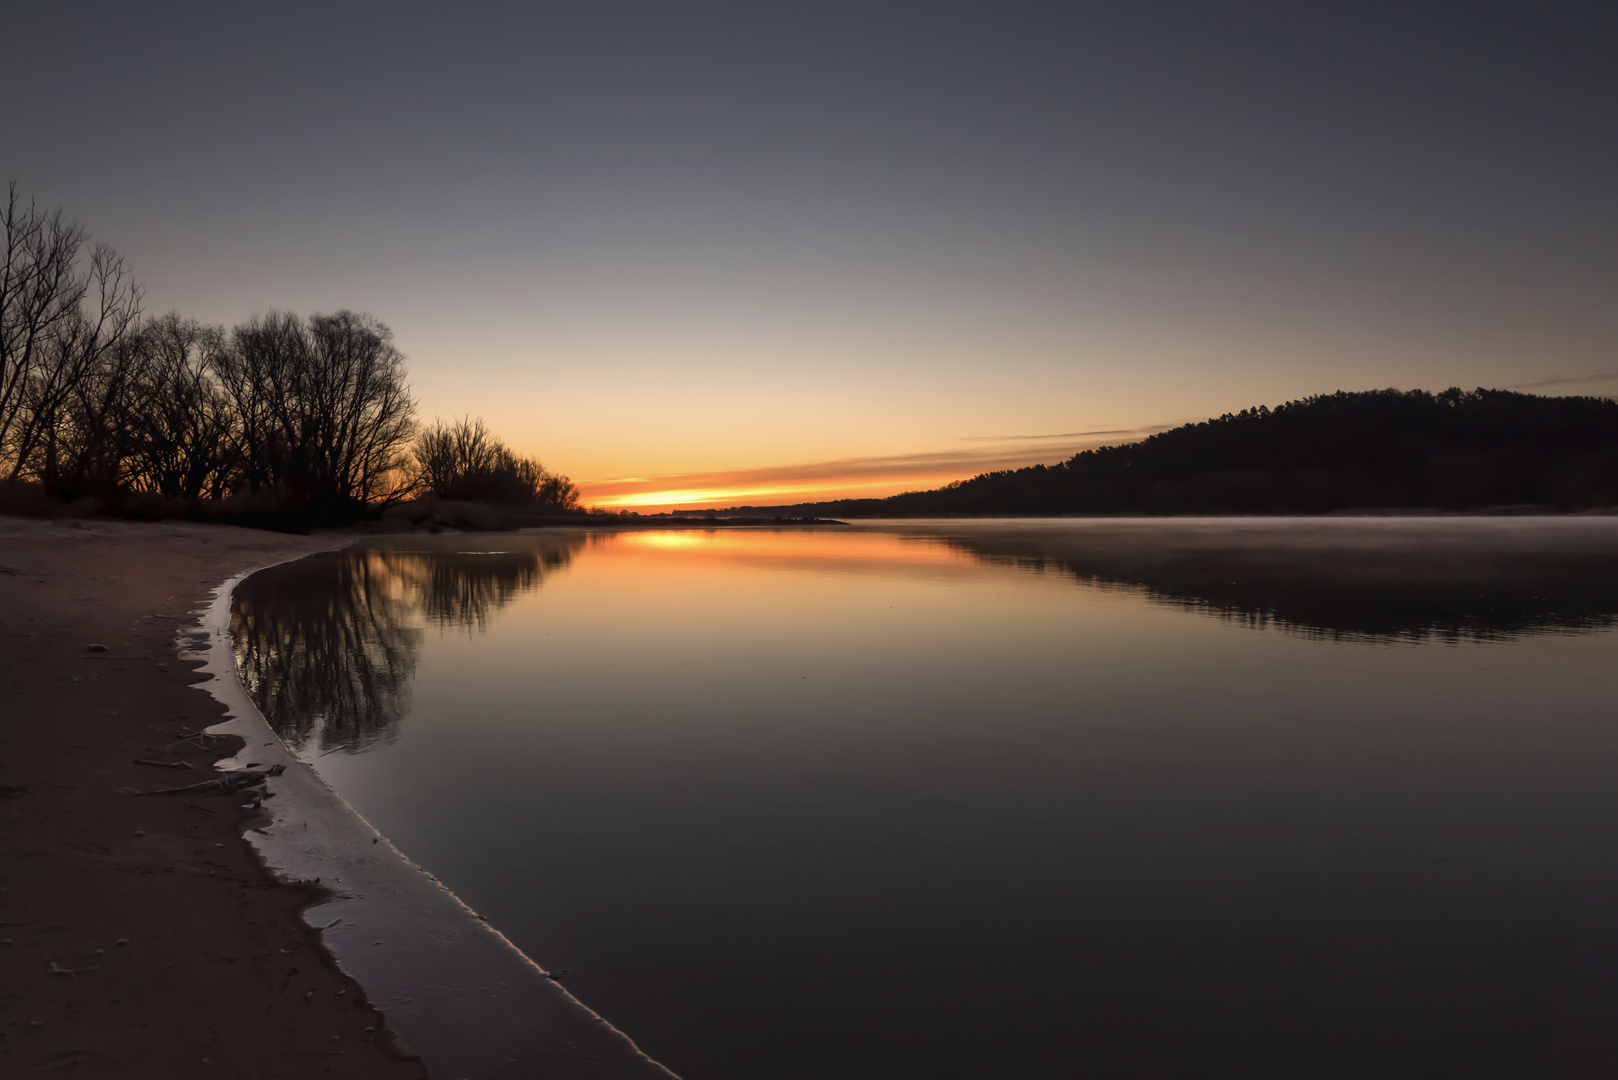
[233,520,1618,1078]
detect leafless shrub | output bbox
[411,415,578,508]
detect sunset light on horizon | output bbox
[576,430,1164,510]
[6,3,1615,509]
[8,4,1618,1077]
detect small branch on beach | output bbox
[171,731,225,745]
[135,764,284,797]
[134,758,193,770]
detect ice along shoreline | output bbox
[181,544,680,1080]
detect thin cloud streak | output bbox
[958,426,1171,442]
[1510,370,1618,390]
[579,435,1136,508]
[588,443,1089,491]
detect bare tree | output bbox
[215,310,416,510]
[412,415,579,508]
[39,309,147,497]
[9,244,142,489]
[412,416,502,496]
[0,184,141,485]
[123,313,232,499]
[212,310,298,495]
[0,185,83,466]
[534,467,580,509]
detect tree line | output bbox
[0,184,577,520]
[761,388,1618,517]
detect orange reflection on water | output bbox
[540,528,1004,607]
[613,528,968,569]
[623,531,708,551]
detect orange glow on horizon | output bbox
[567,428,1175,513]
[589,484,838,509]
[584,475,956,511]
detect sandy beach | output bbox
[0,514,424,1079]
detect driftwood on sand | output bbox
[135,764,286,797]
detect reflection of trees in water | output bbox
[231,538,583,752]
[927,526,1618,643]
[385,544,577,633]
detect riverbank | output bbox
[0,515,425,1079]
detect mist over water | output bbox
[233,520,1618,1077]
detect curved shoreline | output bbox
[188,544,679,1080]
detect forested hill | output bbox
[740,389,1618,517]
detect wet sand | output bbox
[0,515,424,1079]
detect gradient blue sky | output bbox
[4,1,1615,507]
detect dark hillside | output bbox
[732,389,1618,517]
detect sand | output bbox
[0,514,425,1079]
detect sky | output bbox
[3,1,1616,510]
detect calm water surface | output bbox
[233,519,1618,1078]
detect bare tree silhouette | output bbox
[1,184,141,488]
[123,314,234,500]
[213,310,417,513]
[412,415,580,509]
